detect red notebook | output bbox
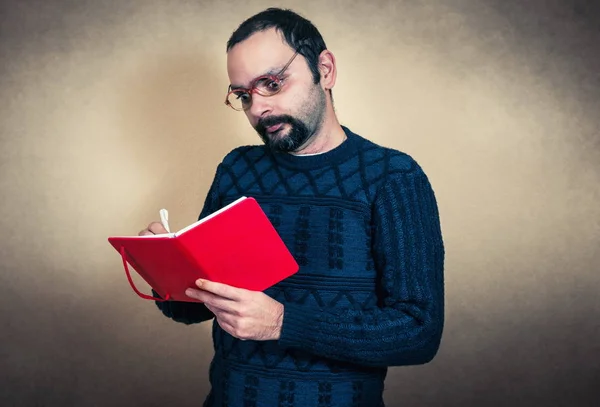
[108,197,299,302]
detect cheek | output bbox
[277,87,308,114]
[245,111,258,126]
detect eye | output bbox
[256,77,282,94]
[234,91,250,102]
[265,79,281,92]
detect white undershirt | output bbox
[293,135,347,156]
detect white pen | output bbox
[159,208,171,233]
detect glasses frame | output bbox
[224,50,300,111]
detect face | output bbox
[226,28,327,153]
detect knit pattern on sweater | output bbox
[154,126,445,407]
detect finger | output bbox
[204,302,229,316]
[195,279,246,301]
[204,297,239,314]
[147,221,168,234]
[216,318,237,337]
[138,229,153,236]
[187,289,238,314]
[215,318,247,341]
[186,288,232,305]
[186,288,215,302]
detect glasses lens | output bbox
[227,91,251,111]
[226,77,283,111]
[254,77,282,96]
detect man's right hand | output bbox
[138,222,168,236]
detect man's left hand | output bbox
[185,279,283,341]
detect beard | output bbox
[254,86,327,153]
[255,115,312,153]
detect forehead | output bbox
[227,28,294,87]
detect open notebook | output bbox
[108,197,299,302]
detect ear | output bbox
[318,50,337,90]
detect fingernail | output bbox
[196,279,204,287]
[185,288,194,296]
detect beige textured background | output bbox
[1,0,599,406]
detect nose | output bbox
[248,92,272,119]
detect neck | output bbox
[290,109,346,156]
[269,125,359,171]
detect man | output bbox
[140,7,444,407]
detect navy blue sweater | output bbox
[154,126,445,407]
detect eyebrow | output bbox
[229,65,286,90]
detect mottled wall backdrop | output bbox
[1,0,599,406]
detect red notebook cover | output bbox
[108,197,299,302]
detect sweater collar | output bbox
[269,125,360,171]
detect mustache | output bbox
[256,115,294,132]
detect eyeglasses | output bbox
[224,50,300,111]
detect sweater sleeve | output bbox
[278,166,445,367]
[152,163,225,325]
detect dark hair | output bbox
[226,8,328,86]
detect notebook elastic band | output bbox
[120,246,170,301]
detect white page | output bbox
[126,196,247,239]
[174,196,247,236]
